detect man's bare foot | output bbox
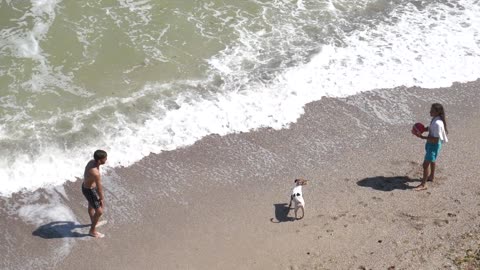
[414,184,428,191]
[89,231,105,238]
[427,176,434,182]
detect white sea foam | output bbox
[119,0,152,20]
[296,0,306,10]
[1,0,93,102]
[8,0,61,58]
[113,0,170,62]
[1,0,480,197]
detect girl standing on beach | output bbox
[413,103,448,191]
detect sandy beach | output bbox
[1,80,480,270]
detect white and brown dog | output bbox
[288,179,308,220]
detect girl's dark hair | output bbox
[93,149,107,161]
[431,103,448,134]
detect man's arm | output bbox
[93,171,105,205]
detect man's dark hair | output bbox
[93,149,107,161]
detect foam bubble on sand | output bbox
[18,203,75,226]
[16,189,80,262]
[16,188,77,226]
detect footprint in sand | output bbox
[398,213,425,231]
[331,212,349,221]
[447,213,457,218]
[412,223,426,231]
[433,219,449,227]
[359,201,368,207]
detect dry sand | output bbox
[1,80,480,270]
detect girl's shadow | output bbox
[32,221,90,239]
[357,176,420,191]
[270,203,295,223]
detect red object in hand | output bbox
[412,122,426,134]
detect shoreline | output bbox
[1,80,480,269]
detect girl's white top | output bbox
[429,116,448,143]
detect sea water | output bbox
[0,0,479,196]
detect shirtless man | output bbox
[82,149,107,238]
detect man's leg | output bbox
[88,205,95,224]
[89,207,103,237]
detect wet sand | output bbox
[1,80,480,270]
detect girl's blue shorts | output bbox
[425,142,442,162]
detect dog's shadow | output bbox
[357,176,420,191]
[271,203,295,223]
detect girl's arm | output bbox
[416,133,439,143]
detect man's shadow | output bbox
[357,176,420,191]
[270,203,295,223]
[32,221,90,239]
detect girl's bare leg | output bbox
[414,161,430,191]
[427,162,436,182]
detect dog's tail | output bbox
[296,206,305,220]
